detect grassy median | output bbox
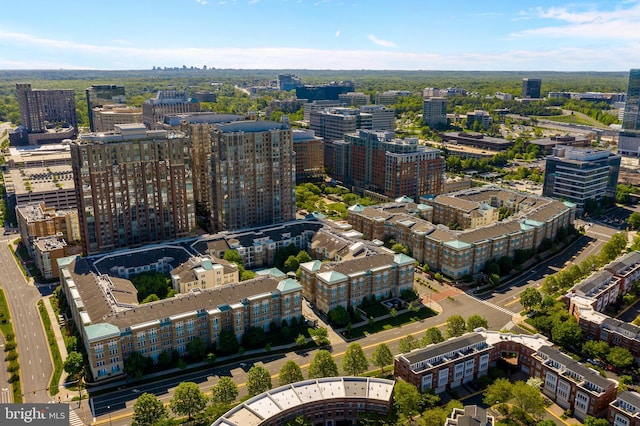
[37,299,63,396]
[0,288,22,402]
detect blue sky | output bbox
[0,0,638,70]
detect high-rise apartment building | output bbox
[85,84,126,131]
[16,83,77,133]
[422,97,447,129]
[543,146,620,214]
[70,124,196,255]
[310,106,394,142]
[92,105,142,132]
[622,69,640,131]
[293,129,324,182]
[344,130,444,199]
[142,89,201,129]
[522,78,542,99]
[210,121,296,231]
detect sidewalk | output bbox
[42,295,69,399]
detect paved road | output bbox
[0,239,52,403]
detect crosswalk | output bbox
[463,293,517,317]
[0,388,10,403]
[69,408,85,426]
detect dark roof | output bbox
[92,246,194,275]
[536,346,614,390]
[573,270,614,297]
[401,333,486,365]
[602,317,640,338]
[616,390,640,407]
[215,120,289,133]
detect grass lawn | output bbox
[0,289,22,403]
[38,300,64,396]
[344,307,437,339]
[360,302,389,318]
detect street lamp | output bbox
[107,406,112,426]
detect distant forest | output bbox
[0,69,630,126]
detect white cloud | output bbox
[512,1,640,40]
[196,0,208,4]
[248,0,260,4]
[367,34,397,48]
[335,30,341,37]
[0,28,636,71]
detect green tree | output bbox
[628,212,640,230]
[446,315,467,338]
[124,351,147,379]
[141,294,159,304]
[279,360,304,386]
[370,343,393,374]
[223,249,243,264]
[393,379,420,416]
[607,346,634,370]
[391,243,409,255]
[398,334,419,353]
[520,287,542,311]
[295,251,312,264]
[328,305,350,327]
[218,329,239,354]
[132,392,168,426]
[63,351,85,379]
[283,255,300,273]
[422,327,444,346]
[551,317,583,349]
[309,327,329,345]
[483,378,513,406]
[211,376,238,404]
[342,343,369,376]
[583,415,611,426]
[170,382,207,421]
[466,314,488,331]
[308,350,339,378]
[582,340,610,361]
[295,334,307,347]
[511,381,546,419]
[186,337,207,360]
[247,365,272,396]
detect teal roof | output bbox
[317,270,349,284]
[524,218,544,227]
[394,253,415,265]
[563,201,577,208]
[301,260,322,272]
[256,267,286,278]
[347,203,365,212]
[520,222,535,231]
[85,323,120,342]
[277,278,302,293]
[306,211,327,219]
[57,255,79,269]
[201,259,213,270]
[417,204,432,210]
[444,240,472,250]
[395,196,414,203]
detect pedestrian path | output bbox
[68,408,84,426]
[462,292,517,317]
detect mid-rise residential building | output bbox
[58,255,303,382]
[375,90,412,105]
[394,330,618,421]
[293,129,324,182]
[92,105,142,132]
[342,130,444,200]
[428,194,499,230]
[622,69,640,132]
[142,89,201,129]
[296,81,355,102]
[85,84,126,132]
[212,377,395,426]
[16,202,80,256]
[348,187,576,280]
[299,252,414,314]
[466,110,493,129]
[445,406,494,426]
[33,235,68,279]
[70,124,196,255]
[338,92,370,107]
[522,78,542,99]
[566,270,622,314]
[16,83,78,134]
[542,146,621,213]
[170,255,238,293]
[210,120,296,231]
[609,391,640,426]
[422,97,447,128]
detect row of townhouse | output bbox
[609,391,640,426]
[394,330,618,421]
[568,251,640,360]
[299,253,415,315]
[58,255,302,382]
[348,187,576,279]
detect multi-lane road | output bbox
[0,236,52,403]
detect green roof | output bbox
[85,323,120,342]
[277,278,302,293]
[563,201,577,208]
[256,267,286,278]
[57,255,79,269]
[301,260,322,272]
[201,259,213,270]
[444,240,472,250]
[317,271,349,284]
[524,219,544,227]
[347,203,365,212]
[394,253,415,265]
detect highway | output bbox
[0,236,53,403]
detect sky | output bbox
[0,0,638,71]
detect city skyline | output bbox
[0,0,638,71]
